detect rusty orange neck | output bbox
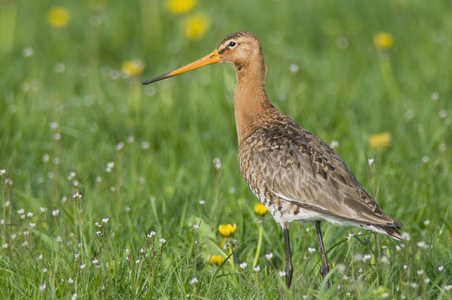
[233,56,275,146]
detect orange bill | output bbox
[142,49,221,85]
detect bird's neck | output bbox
[234,59,275,146]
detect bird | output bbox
[142,31,402,288]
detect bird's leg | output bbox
[315,221,330,289]
[283,225,293,288]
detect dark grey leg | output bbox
[315,221,330,289]
[284,226,293,288]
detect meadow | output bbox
[1,0,451,298]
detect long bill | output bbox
[142,49,221,85]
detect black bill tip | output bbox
[142,72,172,85]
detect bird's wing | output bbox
[245,125,397,227]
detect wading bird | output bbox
[143,31,402,288]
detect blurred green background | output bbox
[1,0,451,298]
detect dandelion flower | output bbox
[47,7,70,28]
[121,60,145,77]
[254,203,268,216]
[369,132,391,150]
[209,255,225,266]
[218,224,237,237]
[184,14,210,41]
[166,0,195,13]
[374,32,394,50]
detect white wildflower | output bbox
[239,262,248,269]
[330,140,339,149]
[431,92,439,101]
[115,142,124,151]
[289,64,299,73]
[401,232,411,241]
[416,241,427,249]
[68,172,76,180]
[141,141,150,149]
[213,158,222,169]
[23,47,34,57]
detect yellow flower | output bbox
[47,7,70,28]
[121,60,145,77]
[184,14,210,41]
[369,132,391,150]
[254,203,268,216]
[166,0,195,13]
[209,255,225,266]
[374,32,394,50]
[218,224,236,237]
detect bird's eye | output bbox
[229,41,237,48]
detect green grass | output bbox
[1,0,452,298]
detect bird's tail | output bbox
[376,223,403,241]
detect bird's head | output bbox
[142,31,262,85]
